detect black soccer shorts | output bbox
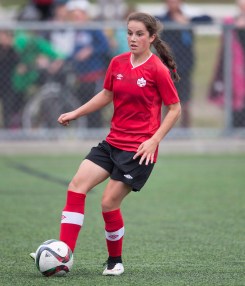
[85,140,154,192]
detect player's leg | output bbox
[101,179,131,275]
[29,159,110,260]
[60,159,110,252]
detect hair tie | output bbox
[172,69,177,73]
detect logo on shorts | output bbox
[124,174,133,180]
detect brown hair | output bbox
[127,12,180,82]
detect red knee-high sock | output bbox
[60,190,86,252]
[102,209,124,258]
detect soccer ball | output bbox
[35,239,73,277]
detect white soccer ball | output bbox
[35,239,73,277]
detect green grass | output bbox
[0,153,244,286]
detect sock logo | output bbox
[108,234,119,240]
[61,211,84,226]
[105,227,125,241]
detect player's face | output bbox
[127,20,155,56]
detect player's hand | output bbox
[133,138,158,165]
[57,111,77,126]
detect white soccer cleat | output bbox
[29,252,36,261]
[102,263,124,276]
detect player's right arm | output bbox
[58,89,113,126]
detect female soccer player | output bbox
[31,12,181,275]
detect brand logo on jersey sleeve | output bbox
[137,77,146,87]
[116,74,123,80]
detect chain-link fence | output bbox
[0,21,244,140]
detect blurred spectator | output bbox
[209,0,245,127]
[157,0,212,128]
[108,4,135,56]
[32,0,54,21]
[47,0,74,58]
[237,0,245,51]
[39,0,73,85]
[17,0,54,21]
[0,31,19,128]
[52,0,68,22]
[66,0,111,128]
[11,31,64,127]
[17,0,41,21]
[97,0,125,20]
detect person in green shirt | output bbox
[11,31,64,127]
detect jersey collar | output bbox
[130,53,153,69]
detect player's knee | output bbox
[68,176,89,194]
[101,196,118,212]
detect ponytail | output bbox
[153,36,180,82]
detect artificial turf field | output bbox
[0,153,244,286]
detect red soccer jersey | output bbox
[104,52,179,161]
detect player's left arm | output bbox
[133,102,181,165]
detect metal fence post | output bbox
[223,24,233,133]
